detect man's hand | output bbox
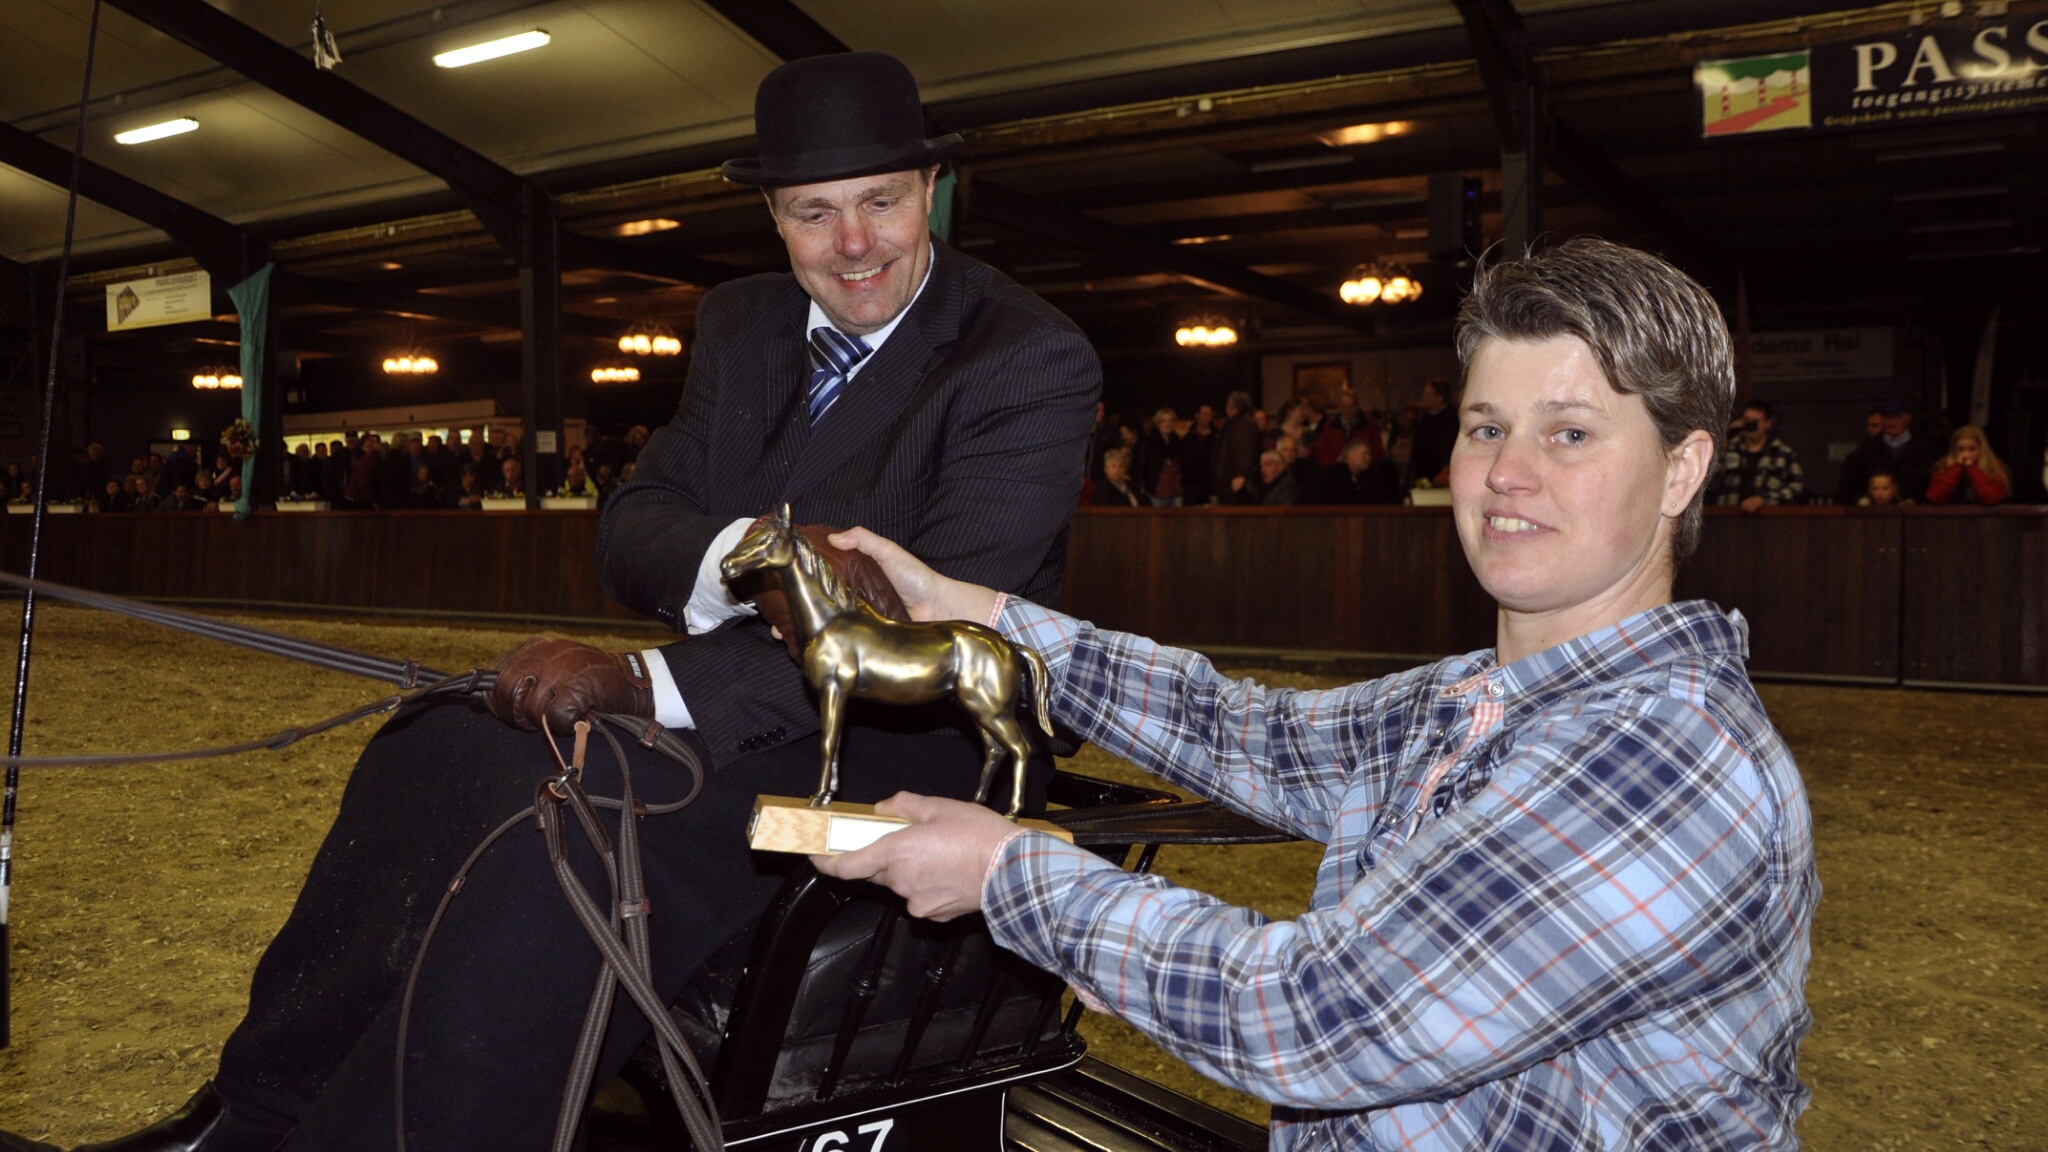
[1739,495,1766,513]
[811,793,1021,921]
[826,528,1000,624]
[487,638,653,733]
[739,521,909,658]
[1229,476,1246,493]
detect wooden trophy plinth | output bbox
[748,794,1074,856]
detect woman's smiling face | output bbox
[1451,336,1696,621]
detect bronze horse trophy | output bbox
[720,506,1054,820]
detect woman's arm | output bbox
[979,694,1782,1111]
[1924,463,1963,504]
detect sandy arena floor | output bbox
[0,606,2041,1147]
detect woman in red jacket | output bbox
[1925,424,2010,505]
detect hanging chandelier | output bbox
[590,365,641,384]
[382,351,439,375]
[1174,318,1239,348]
[191,366,242,390]
[617,324,682,356]
[1339,263,1422,306]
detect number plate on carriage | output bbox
[729,1086,1007,1152]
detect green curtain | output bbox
[226,264,272,521]
[928,170,958,244]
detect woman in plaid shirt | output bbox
[822,238,1817,1150]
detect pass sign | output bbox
[104,270,212,332]
[1698,15,2048,137]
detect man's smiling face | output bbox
[769,168,936,336]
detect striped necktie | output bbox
[807,326,872,427]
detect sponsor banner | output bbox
[1697,51,1812,137]
[104,270,212,332]
[1746,328,1894,383]
[1699,15,2048,137]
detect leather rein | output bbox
[0,572,723,1150]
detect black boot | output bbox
[0,1130,63,1152]
[71,1083,290,1152]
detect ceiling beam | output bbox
[970,180,1371,333]
[102,0,530,245]
[272,273,614,339]
[0,119,255,281]
[698,0,850,61]
[560,234,744,287]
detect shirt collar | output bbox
[1884,429,1912,449]
[804,242,936,377]
[1459,600,1750,702]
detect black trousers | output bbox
[214,699,1042,1151]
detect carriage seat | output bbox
[602,770,1293,1150]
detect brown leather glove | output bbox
[740,522,909,659]
[487,638,655,733]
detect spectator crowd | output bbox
[1082,380,2020,512]
[13,423,655,513]
[1082,380,1460,508]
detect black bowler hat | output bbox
[721,52,960,187]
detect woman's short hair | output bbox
[1454,237,1735,562]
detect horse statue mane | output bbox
[719,505,1054,817]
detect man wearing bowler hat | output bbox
[45,52,1100,1152]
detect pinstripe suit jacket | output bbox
[598,238,1101,769]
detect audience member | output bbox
[1406,377,1458,490]
[1090,447,1143,507]
[162,483,203,512]
[163,444,198,495]
[425,434,461,490]
[1251,449,1297,506]
[129,474,162,512]
[1179,403,1217,505]
[1834,408,1887,502]
[467,436,504,494]
[1859,471,1905,507]
[1215,390,1263,500]
[1312,388,1383,467]
[492,456,526,499]
[97,478,129,513]
[75,442,108,500]
[1084,401,1121,483]
[1870,400,1942,501]
[1135,407,1184,506]
[452,466,485,510]
[557,462,599,499]
[410,464,446,508]
[1710,399,1805,510]
[1315,438,1399,504]
[1924,425,2010,506]
[345,433,382,508]
[320,440,349,503]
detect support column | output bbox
[1499,81,1544,257]
[520,190,564,504]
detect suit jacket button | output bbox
[771,726,785,740]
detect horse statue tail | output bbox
[1017,644,1054,737]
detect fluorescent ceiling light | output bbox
[434,30,550,68]
[115,118,199,145]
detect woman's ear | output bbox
[1665,430,1717,517]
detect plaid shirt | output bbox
[984,598,1816,1150]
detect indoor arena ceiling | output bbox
[1,0,2043,366]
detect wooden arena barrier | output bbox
[0,505,2042,688]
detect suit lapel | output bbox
[783,239,966,504]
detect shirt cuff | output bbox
[640,648,694,730]
[684,516,760,635]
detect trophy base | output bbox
[748,794,1073,855]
